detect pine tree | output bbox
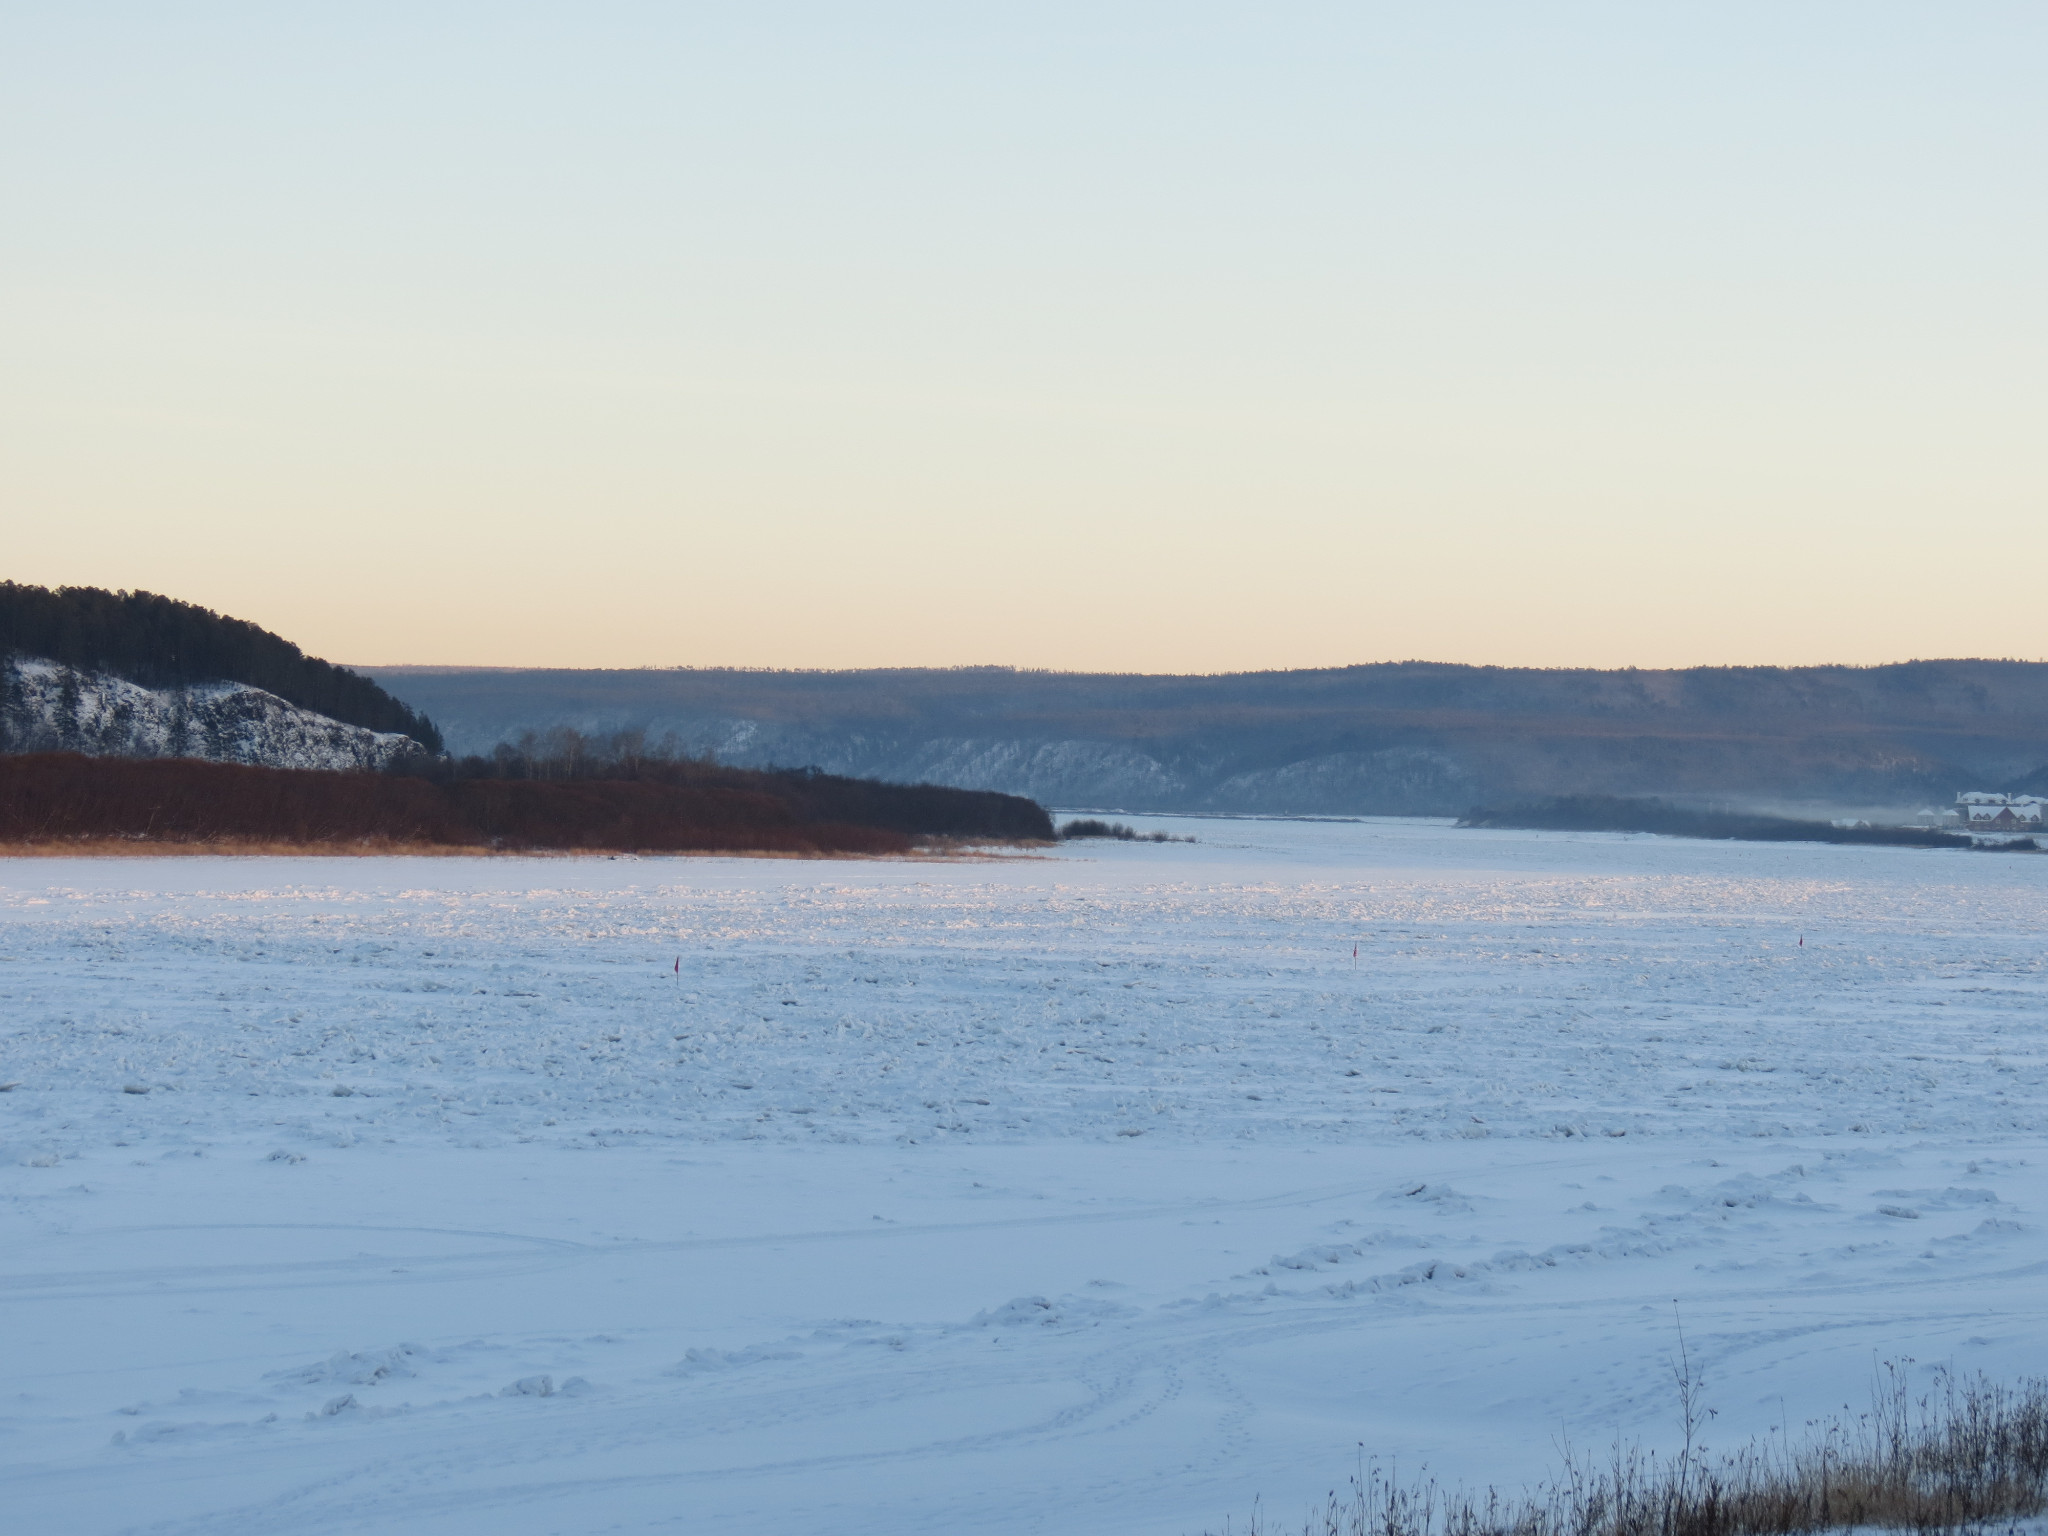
[0,583,443,751]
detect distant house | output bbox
[1955,792,2045,830]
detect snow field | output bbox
[2,817,2046,1535]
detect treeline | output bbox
[409,729,1055,841]
[0,752,1051,853]
[0,583,442,751]
[1058,818,1192,843]
[1458,795,1980,849]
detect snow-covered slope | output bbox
[367,660,2048,815]
[0,657,422,771]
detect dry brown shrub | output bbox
[1228,1367,2048,1536]
[0,754,917,855]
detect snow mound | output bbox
[269,1345,425,1388]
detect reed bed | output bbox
[1226,1368,2048,1536]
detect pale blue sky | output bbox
[4,3,2043,669]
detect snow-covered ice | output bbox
[2,816,2045,1535]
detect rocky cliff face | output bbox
[1,658,423,772]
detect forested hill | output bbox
[364,660,2048,817]
[1,584,441,751]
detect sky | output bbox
[3,3,2044,673]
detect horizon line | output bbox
[349,656,2048,679]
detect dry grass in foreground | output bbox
[1222,1367,2048,1536]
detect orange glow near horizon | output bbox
[5,7,2044,675]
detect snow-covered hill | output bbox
[368,660,2048,816]
[0,657,423,771]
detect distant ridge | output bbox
[1,583,441,750]
[365,660,2048,817]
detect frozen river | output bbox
[2,817,2045,1535]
